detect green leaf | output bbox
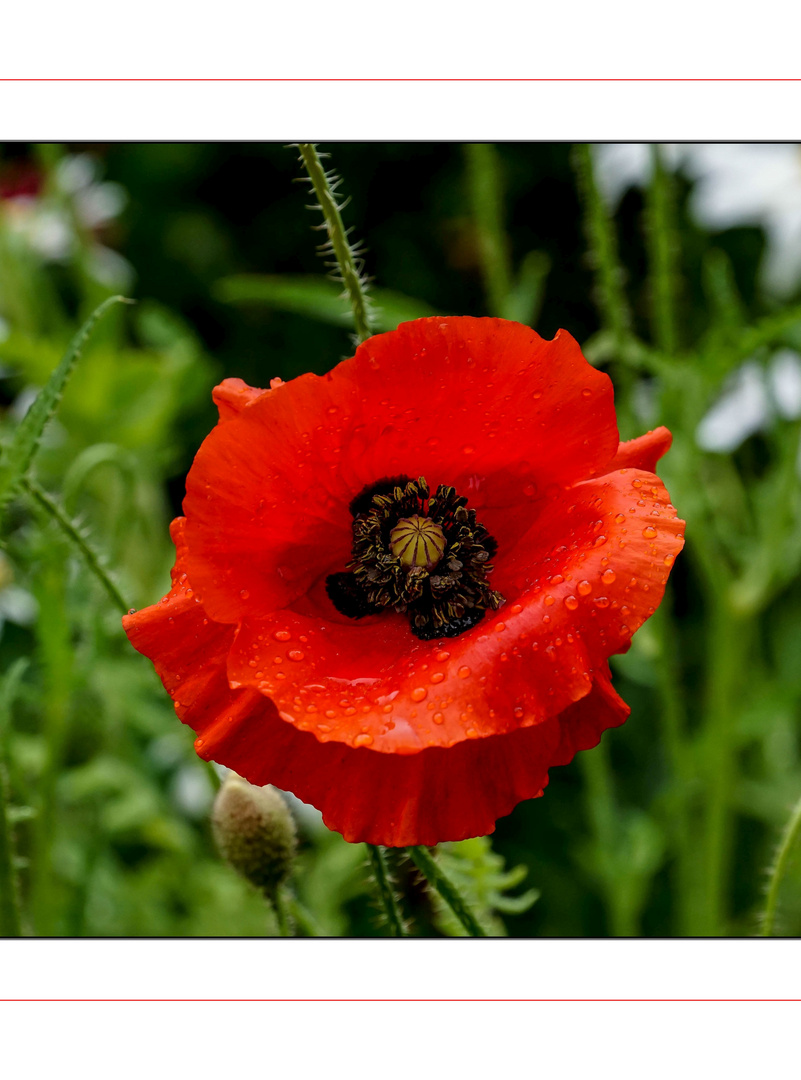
[214,274,436,333]
[0,295,132,518]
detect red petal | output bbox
[123,520,630,845]
[223,463,683,753]
[183,318,619,624]
[598,426,673,475]
[212,378,269,422]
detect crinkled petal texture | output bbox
[124,317,685,846]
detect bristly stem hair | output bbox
[296,144,373,344]
[407,845,488,937]
[365,843,407,937]
[760,792,801,937]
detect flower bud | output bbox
[211,774,296,896]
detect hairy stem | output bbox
[760,794,801,937]
[297,144,372,343]
[407,845,487,937]
[646,144,679,356]
[0,760,22,936]
[22,478,129,614]
[465,143,513,317]
[572,142,633,351]
[366,843,406,937]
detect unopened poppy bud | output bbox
[211,774,296,896]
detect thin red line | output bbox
[0,998,799,1002]
[0,78,800,83]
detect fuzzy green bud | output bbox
[211,774,297,896]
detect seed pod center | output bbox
[389,514,447,570]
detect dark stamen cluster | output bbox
[326,475,504,640]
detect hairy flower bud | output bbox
[211,774,296,896]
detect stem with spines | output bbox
[366,844,407,937]
[760,794,801,937]
[297,144,373,344]
[408,845,487,937]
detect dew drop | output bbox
[578,580,592,596]
[436,650,450,662]
[239,589,250,600]
[615,513,626,524]
[565,595,579,611]
[602,569,616,584]
[664,554,674,566]
[514,705,525,718]
[411,687,427,702]
[354,733,374,748]
[433,712,445,725]
[550,574,564,585]
[544,595,555,607]
[594,535,608,547]
[495,622,506,633]
[273,630,291,642]
[457,666,471,679]
[581,388,592,398]
[594,597,610,608]
[325,709,337,719]
[430,672,445,684]
[643,526,657,539]
[288,650,305,662]
[510,603,523,615]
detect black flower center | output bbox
[326,475,505,640]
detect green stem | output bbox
[269,886,292,937]
[366,843,406,937]
[297,144,372,343]
[651,606,695,936]
[0,659,27,937]
[580,742,635,936]
[572,142,633,351]
[760,793,801,937]
[407,845,487,937]
[698,603,748,936]
[464,143,513,317]
[22,478,129,614]
[0,760,22,937]
[645,144,679,357]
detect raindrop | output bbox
[288,650,305,662]
[578,580,592,596]
[602,569,616,584]
[565,596,579,611]
[411,687,427,702]
[643,526,657,539]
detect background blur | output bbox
[1,142,800,937]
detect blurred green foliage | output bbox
[1,141,801,936]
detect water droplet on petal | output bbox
[643,526,657,539]
[457,666,471,679]
[578,580,592,596]
[602,569,616,584]
[354,733,374,748]
[411,687,427,702]
[565,596,579,610]
[273,630,291,642]
[288,650,305,662]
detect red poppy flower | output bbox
[124,317,684,846]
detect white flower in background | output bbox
[767,348,801,420]
[594,144,801,297]
[696,350,801,453]
[0,153,133,289]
